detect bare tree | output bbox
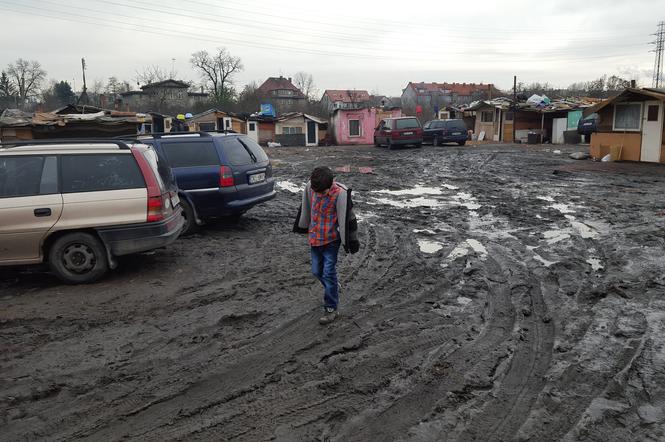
[293,71,317,100]
[135,65,172,86]
[6,59,46,107]
[190,48,243,103]
[0,71,16,97]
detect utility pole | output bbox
[78,57,89,106]
[512,75,517,143]
[652,21,665,88]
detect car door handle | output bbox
[34,208,52,217]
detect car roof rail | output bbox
[0,139,132,150]
[130,131,214,139]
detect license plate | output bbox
[403,131,413,135]
[452,132,461,135]
[249,173,266,184]
[584,122,592,126]
[170,193,180,207]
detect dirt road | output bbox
[2,143,665,441]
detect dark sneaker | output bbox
[319,308,339,325]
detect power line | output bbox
[651,21,665,88]
[0,3,646,65]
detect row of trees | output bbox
[0,50,638,115]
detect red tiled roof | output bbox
[323,89,370,103]
[257,76,305,98]
[408,82,499,97]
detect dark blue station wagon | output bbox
[141,133,276,234]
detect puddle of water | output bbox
[466,239,488,257]
[534,253,557,267]
[537,196,555,202]
[413,228,437,234]
[276,181,302,193]
[418,239,443,254]
[587,257,603,271]
[457,296,473,305]
[569,220,599,239]
[443,184,459,190]
[447,244,470,261]
[543,229,571,244]
[372,185,443,196]
[371,197,443,208]
[355,211,377,222]
[549,203,575,214]
[453,192,482,210]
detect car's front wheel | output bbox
[458,141,466,146]
[48,232,109,284]
[433,135,440,146]
[374,137,380,147]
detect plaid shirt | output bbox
[308,183,342,246]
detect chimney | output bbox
[288,77,292,83]
[630,79,636,88]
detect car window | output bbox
[238,136,269,162]
[219,137,254,166]
[448,120,467,131]
[161,141,220,167]
[60,154,145,193]
[40,156,58,195]
[423,121,432,129]
[396,118,420,129]
[141,148,175,192]
[0,156,44,198]
[434,121,444,129]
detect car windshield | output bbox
[395,118,420,129]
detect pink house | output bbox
[331,107,402,145]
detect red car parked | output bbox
[373,117,423,149]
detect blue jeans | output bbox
[311,241,340,310]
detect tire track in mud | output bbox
[456,244,555,441]
[334,254,517,441]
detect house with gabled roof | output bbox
[257,76,306,113]
[119,79,208,113]
[320,90,371,114]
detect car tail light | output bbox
[147,196,164,222]
[220,165,234,187]
[131,147,166,223]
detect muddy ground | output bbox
[2,142,665,441]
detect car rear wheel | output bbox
[179,199,198,236]
[387,140,394,150]
[433,135,440,146]
[374,137,380,147]
[458,141,466,146]
[48,232,109,284]
[415,143,423,148]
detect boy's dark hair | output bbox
[310,166,334,192]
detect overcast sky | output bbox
[0,0,661,96]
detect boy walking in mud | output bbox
[294,166,359,324]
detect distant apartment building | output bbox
[257,76,306,113]
[320,89,371,114]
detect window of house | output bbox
[613,103,642,131]
[249,122,256,131]
[349,120,361,137]
[198,122,215,131]
[282,127,302,135]
[481,111,494,123]
[505,112,514,121]
[647,104,659,121]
